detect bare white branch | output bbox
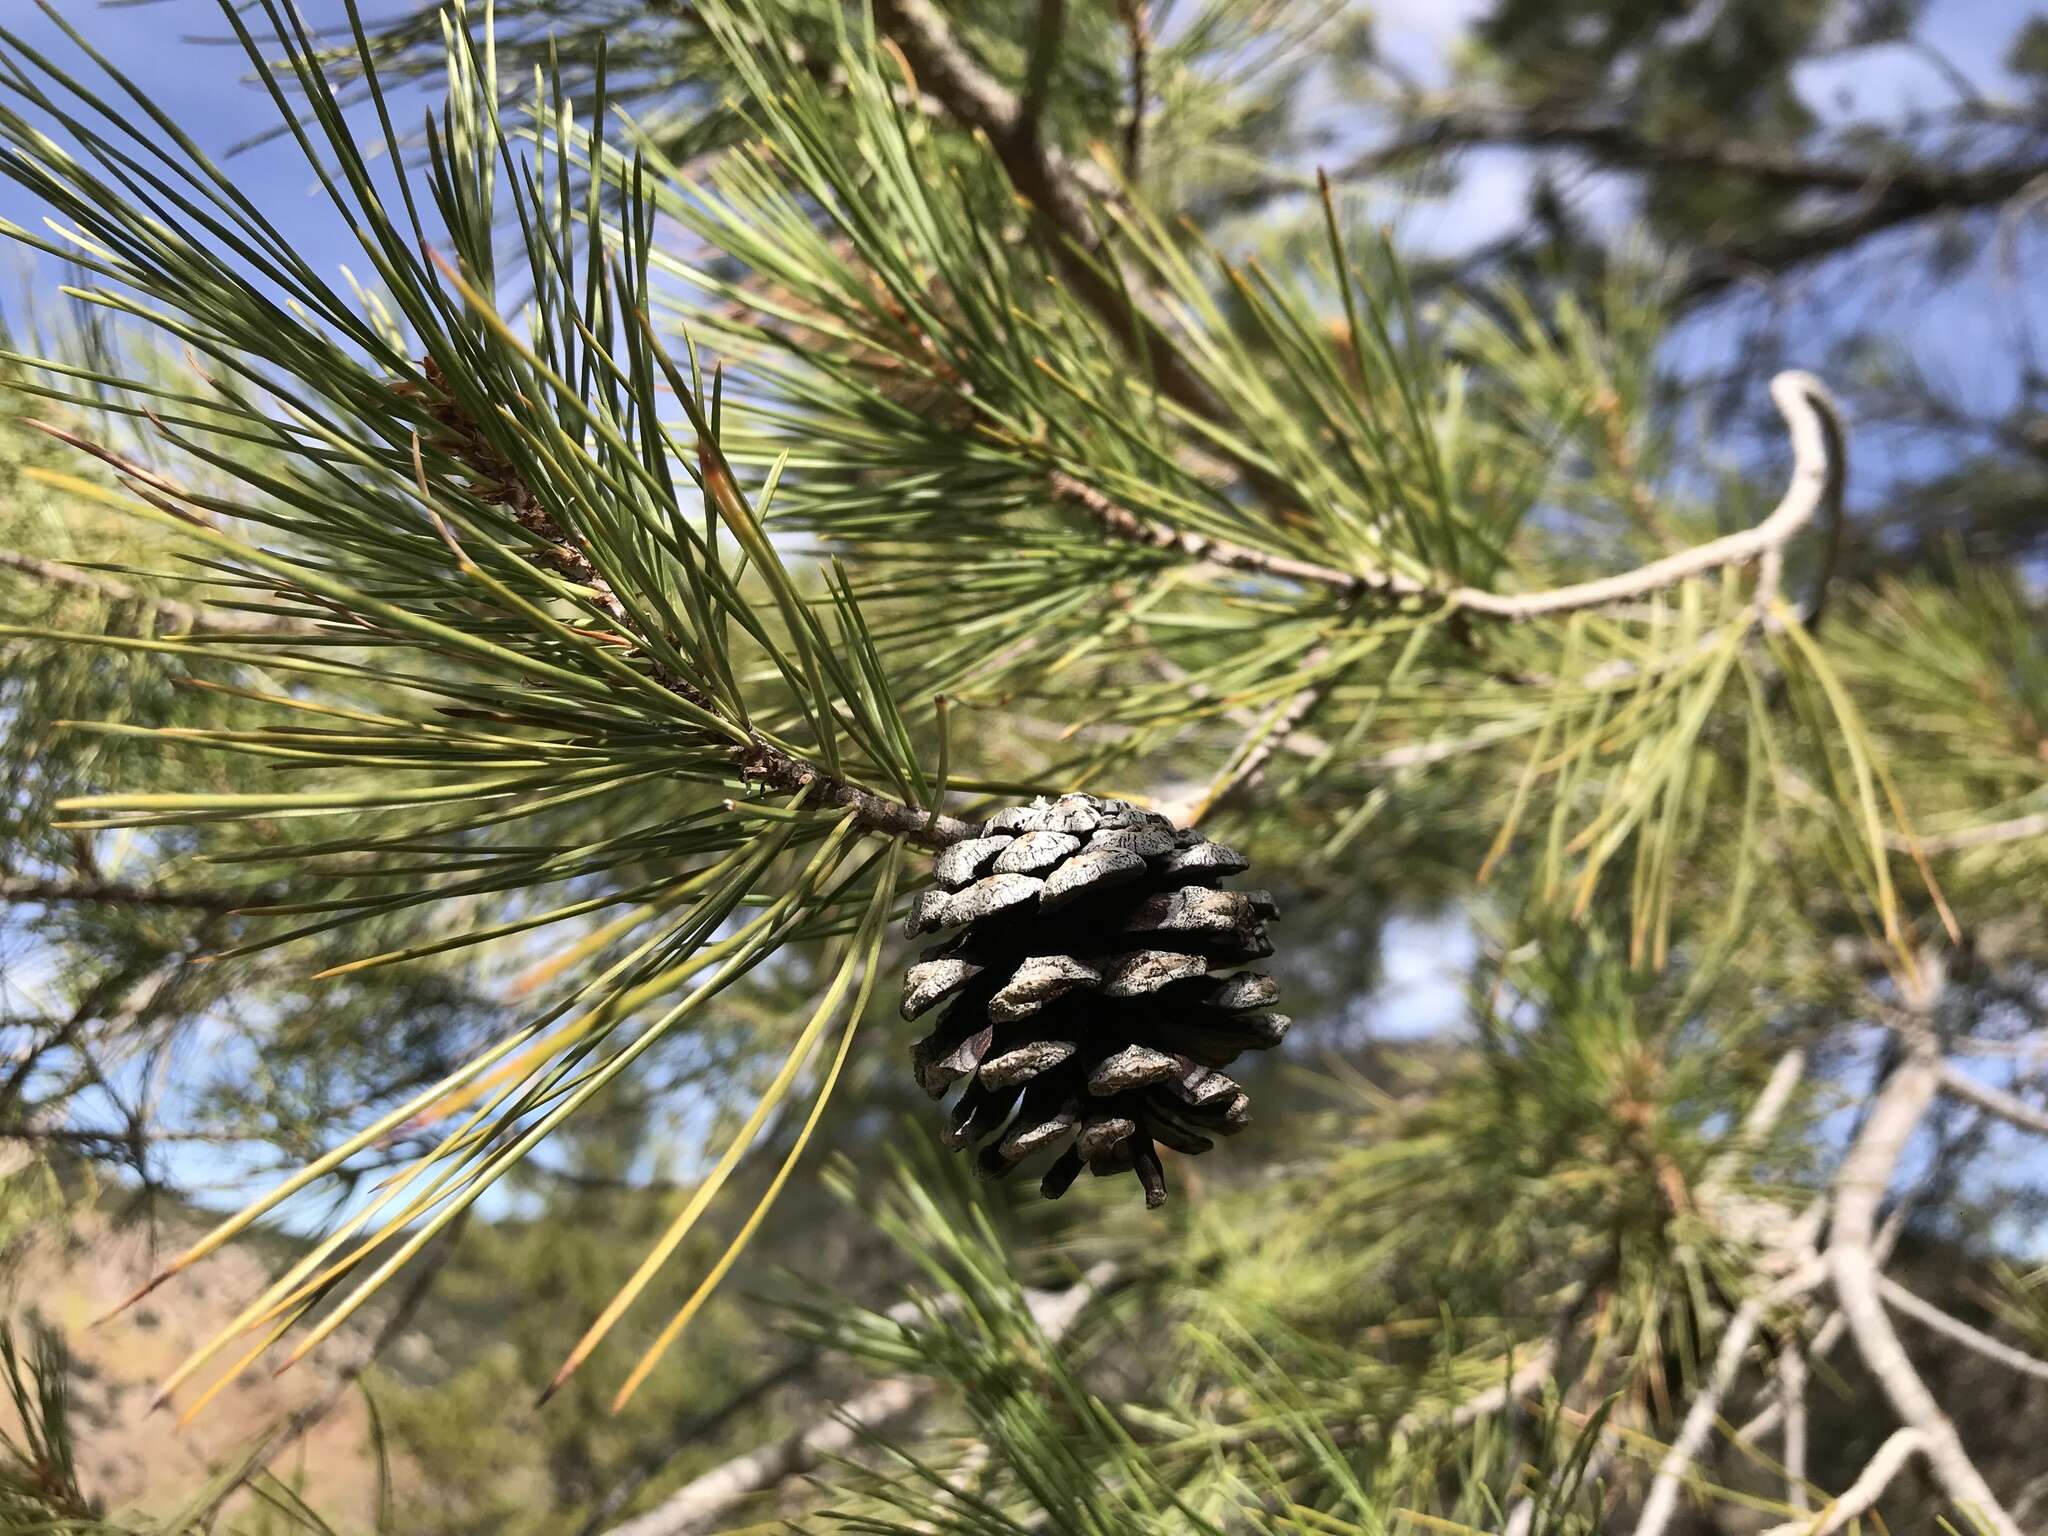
[1455,373,1845,619]
[1937,1061,2048,1135]
[1778,1340,1810,1514]
[1391,1340,1559,1440]
[1879,1275,2048,1382]
[1631,1201,1828,1536]
[1758,1428,1926,1536]
[601,1265,1116,1536]
[1825,1041,2023,1536]
[1705,1047,1808,1195]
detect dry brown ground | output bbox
[0,1199,425,1529]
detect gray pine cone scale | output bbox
[900,793,1286,1209]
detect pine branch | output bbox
[870,0,1219,426]
[399,370,986,850]
[0,548,322,636]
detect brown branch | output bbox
[1049,472,1388,594]
[733,744,980,846]
[1290,104,2048,309]
[870,0,1221,429]
[1117,0,1149,179]
[1678,158,2048,307]
[0,874,253,912]
[1015,0,1065,147]
[1317,105,2035,203]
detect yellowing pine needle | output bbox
[610,845,901,1410]
[541,858,893,1403]
[108,1018,549,1324]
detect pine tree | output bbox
[1,2,2045,1533]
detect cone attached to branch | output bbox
[900,794,1286,1208]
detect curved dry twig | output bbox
[1054,371,1847,623]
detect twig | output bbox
[1878,1274,2048,1382]
[600,1264,1116,1536]
[1936,1061,2048,1136]
[1704,1046,1807,1195]
[1047,470,1386,593]
[1166,646,1341,824]
[1736,1203,1911,1445]
[1900,810,2048,853]
[1824,1035,2022,1536]
[0,548,323,636]
[1389,1339,1559,1440]
[1757,1428,1925,1536]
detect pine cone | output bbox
[900,794,1286,1208]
